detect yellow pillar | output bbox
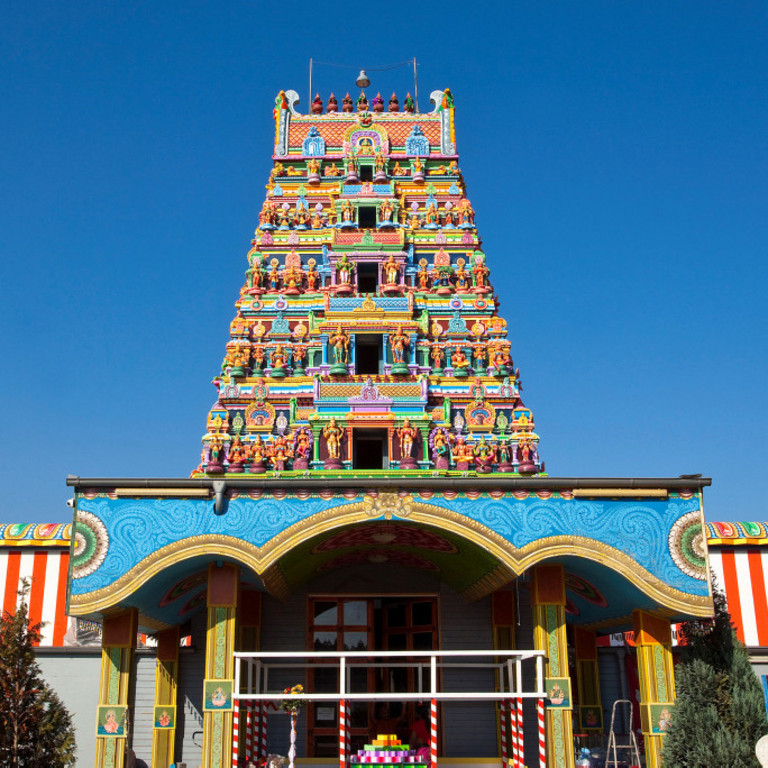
[94,608,138,768]
[203,563,239,768]
[532,564,575,768]
[633,610,675,768]
[574,627,602,733]
[151,627,179,768]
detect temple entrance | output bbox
[353,428,388,469]
[306,596,438,757]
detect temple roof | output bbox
[192,88,541,478]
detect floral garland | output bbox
[279,683,305,712]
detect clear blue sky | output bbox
[1,2,766,524]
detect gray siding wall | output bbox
[439,582,496,757]
[36,650,101,768]
[599,648,628,734]
[131,649,158,766]
[176,611,206,767]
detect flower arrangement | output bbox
[279,683,305,713]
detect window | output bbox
[355,334,381,375]
[357,262,378,294]
[353,428,388,469]
[359,164,373,182]
[358,206,376,228]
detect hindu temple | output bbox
[61,86,713,768]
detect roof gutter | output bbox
[67,475,711,491]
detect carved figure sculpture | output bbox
[389,327,410,375]
[451,347,470,377]
[323,418,344,468]
[397,418,419,469]
[473,436,495,474]
[250,436,266,474]
[329,326,350,375]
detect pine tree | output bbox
[0,581,76,767]
[662,584,768,767]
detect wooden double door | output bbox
[307,596,438,757]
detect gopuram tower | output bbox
[66,86,712,768]
[193,87,541,479]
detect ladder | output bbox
[605,699,641,768]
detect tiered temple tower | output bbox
[193,88,542,478]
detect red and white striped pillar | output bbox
[430,697,438,768]
[516,697,524,768]
[537,698,546,768]
[339,698,347,768]
[245,701,253,763]
[259,701,267,760]
[500,699,509,768]
[509,698,519,768]
[232,699,240,768]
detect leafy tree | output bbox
[663,584,768,767]
[0,581,76,767]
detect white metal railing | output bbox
[233,649,546,701]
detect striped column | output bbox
[231,700,240,768]
[339,698,347,768]
[430,697,438,768]
[516,698,524,768]
[537,698,546,768]
[260,701,267,760]
[508,698,518,767]
[499,699,508,768]
[245,701,253,762]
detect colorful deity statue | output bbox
[473,343,488,373]
[372,92,384,112]
[491,341,512,376]
[430,344,445,375]
[404,93,415,113]
[249,435,266,474]
[374,147,387,181]
[305,258,319,292]
[392,162,408,176]
[307,157,321,183]
[451,347,470,377]
[357,91,368,111]
[517,437,536,474]
[329,326,350,375]
[283,264,303,295]
[324,162,342,176]
[270,433,292,471]
[207,435,224,473]
[311,211,323,229]
[292,344,307,374]
[252,344,266,372]
[389,327,410,375]
[292,427,312,470]
[408,211,422,229]
[323,418,344,468]
[430,427,451,470]
[397,418,419,469]
[474,436,495,474]
[412,158,425,182]
[472,255,490,294]
[339,199,355,228]
[382,254,400,290]
[268,259,281,292]
[388,92,399,112]
[379,198,395,227]
[270,344,287,379]
[452,436,473,471]
[497,439,514,473]
[457,198,475,227]
[248,255,264,293]
[417,259,431,292]
[259,200,276,229]
[335,253,354,293]
[425,202,439,228]
[227,435,248,472]
[454,258,471,292]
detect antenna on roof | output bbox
[307,58,420,112]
